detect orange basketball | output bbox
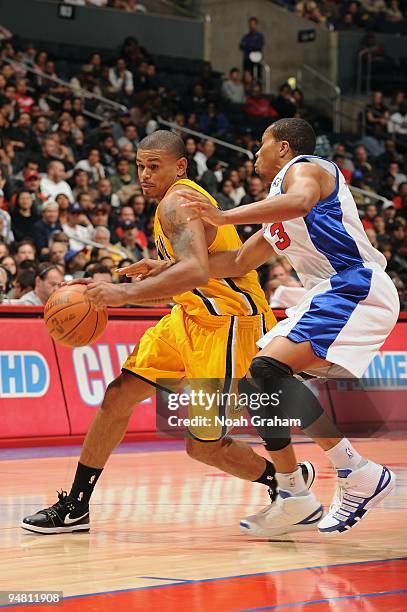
[44,284,108,347]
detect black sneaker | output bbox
[21,491,90,534]
[268,461,316,503]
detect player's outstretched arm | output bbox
[117,192,210,305]
[116,229,274,282]
[179,164,322,226]
[208,230,275,278]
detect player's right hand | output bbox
[115,259,172,281]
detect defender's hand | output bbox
[177,191,227,226]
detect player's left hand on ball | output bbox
[177,191,227,226]
[86,282,126,310]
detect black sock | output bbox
[254,459,276,487]
[69,462,103,506]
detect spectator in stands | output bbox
[85,262,113,282]
[14,240,36,265]
[113,204,136,241]
[0,264,9,299]
[40,160,74,202]
[0,211,13,245]
[239,17,265,74]
[55,193,70,225]
[200,158,223,196]
[228,169,246,206]
[199,103,230,138]
[0,254,16,281]
[15,262,63,305]
[388,161,407,192]
[117,123,140,151]
[239,176,266,205]
[365,91,390,137]
[273,83,297,119]
[0,191,14,244]
[194,139,216,179]
[388,102,407,150]
[119,219,149,261]
[89,202,109,229]
[110,157,138,203]
[91,225,125,263]
[108,57,134,99]
[77,192,95,214]
[19,168,44,214]
[296,1,323,23]
[15,78,35,114]
[221,68,245,105]
[361,0,386,14]
[372,214,391,243]
[245,83,278,137]
[95,178,120,209]
[185,83,207,116]
[185,138,199,182]
[49,239,68,266]
[10,267,35,300]
[6,111,38,152]
[361,202,378,230]
[376,138,403,170]
[333,153,352,184]
[62,202,93,250]
[10,190,40,243]
[350,169,376,207]
[384,0,403,23]
[0,238,9,259]
[353,145,373,174]
[64,248,88,278]
[127,194,148,231]
[75,148,106,183]
[392,182,407,210]
[216,179,236,211]
[31,199,62,256]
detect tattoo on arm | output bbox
[164,201,195,259]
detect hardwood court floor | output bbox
[0,438,406,611]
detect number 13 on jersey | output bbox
[268,222,291,250]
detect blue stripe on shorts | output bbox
[287,266,373,360]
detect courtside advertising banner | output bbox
[0,310,406,440]
[0,319,69,437]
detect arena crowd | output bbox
[0,28,406,309]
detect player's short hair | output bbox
[266,118,316,156]
[138,130,187,159]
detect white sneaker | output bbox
[240,492,323,538]
[318,461,396,535]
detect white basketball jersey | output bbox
[263,155,387,290]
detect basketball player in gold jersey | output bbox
[21,131,314,534]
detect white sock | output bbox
[277,467,308,497]
[325,438,367,471]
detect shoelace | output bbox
[331,483,364,521]
[40,490,72,518]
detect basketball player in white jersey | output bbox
[174,118,400,537]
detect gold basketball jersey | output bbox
[153,179,269,317]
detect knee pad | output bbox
[264,438,292,451]
[238,376,291,447]
[249,356,293,387]
[248,356,324,430]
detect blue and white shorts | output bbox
[257,264,399,378]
